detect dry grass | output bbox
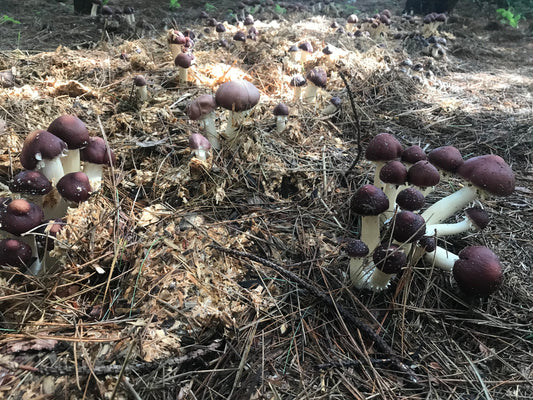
[0,4,532,400]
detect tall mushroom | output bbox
[20,130,67,184]
[303,68,327,103]
[80,136,116,191]
[186,94,219,149]
[273,103,289,133]
[365,133,403,187]
[174,52,195,84]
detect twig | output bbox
[338,69,362,175]
[210,245,419,385]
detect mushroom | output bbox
[298,42,313,64]
[379,160,407,210]
[346,14,359,32]
[9,170,52,207]
[421,155,515,225]
[215,23,226,40]
[395,187,425,212]
[367,243,407,291]
[20,129,67,184]
[401,145,427,167]
[215,80,260,142]
[133,75,148,102]
[287,45,300,63]
[80,136,116,190]
[0,238,32,269]
[273,103,289,133]
[189,133,212,161]
[90,0,102,17]
[350,184,389,253]
[303,68,327,103]
[365,133,403,187]
[406,160,440,196]
[123,6,135,27]
[322,96,342,116]
[186,94,219,149]
[168,30,187,59]
[232,31,247,49]
[392,210,426,244]
[47,114,90,175]
[427,145,463,179]
[57,172,92,205]
[425,206,489,237]
[174,52,195,84]
[289,74,306,102]
[346,238,370,289]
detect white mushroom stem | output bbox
[425,217,476,237]
[191,149,209,162]
[424,246,459,272]
[367,266,393,291]
[350,257,369,289]
[136,85,148,102]
[300,51,310,64]
[18,233,42,275]
[275,116,288,133]
[303,82,320,103]
[289,52,300,63]
[360,215,381,254]
[178,67,189,83]
[83,163,104,191]
[37,156,65,185]
[61,149,81,175]
[292,86,303,102]
[372,161,386,188]
[200,112,220,150]
[421,185,478,225]
[90,3,98,17]
[125,14,135,27]
[224,110,247,141]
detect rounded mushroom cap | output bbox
[392,211,426,243]
[215,80,260,112]
[329,97,342,107]
[298,42,313,53]
[133,75,147,86]
[435,13,447,22]
[381,9,392,18]
[417,236,436,252]
[244,14,254,25]
[453,246,503,297]
[174,53,194,68]
[215,23,226,33]
[347,14,359,24]
[457,154,515,196]
[206,17,218,27]
[186,94,217,120]
[330,21,339,29]
[10,170,52,196]
[407,160,440,188]
[365,133,403,162]
[47,115,90,150]
[373,243,407,274]
[273,103,289,117]
[351,184,389,216]
[345,238,369,258]
[168,30,187,45]
[379,160,408,185]
[395,187,425,211]
[0,199,44,235]
[189,133,211,152]
[428,146,464,173]
[401,145,426,164]
[20,130,67,170]
[233,31,246,42]
[289,74,306,87]
[0,238,32,268]
[288,44,299,53]
[36,219,65,251]
[80,137,115,166]
[306,68,327,88]
[465,207,489,230]
[56,172,92,203]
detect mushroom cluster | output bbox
[0,115,115,275]
[347,132,514,295]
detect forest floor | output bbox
[0,0,532,399]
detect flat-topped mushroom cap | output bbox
[453,246,503,297]
[401,145,426,164]
[189,133,211,151]
[365,133,403,162]
[395,187,425,211]
[186,94,217,120]
[20,130,67,170]
[373,243,407,274]
[215,80,260,112]
[0,238,32,268]
[273,103,289,116]
[306,68,327,88]
[0,199,44,236]
[407,160,440,188]
[351,184,389,216]
[80,137,116,166]
[457,154,515,196]
[133,75,147,86]
[393,211,426,243]
[465,207,489,230]
[379,160,407,185]
[10,170,52,196]
[345,238,369,258]
[174,53,194,68]
[289,75,306,87]
[428,146,464,173]
[56,172,92,203]
[47,114,90,150]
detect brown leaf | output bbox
[3,339,58,354]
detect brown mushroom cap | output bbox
[233,31,246,42]
[289,75,306,87]
[401,145,427,164]
[417,236,436,252]
[453,246,503,297]
[365,133,403,162]
[80,137,116,166]
[215,80,260,112]
[10,170,52,196]
[273,103,289,116]
[373,243,407,274]
[133,75,147,86]
[306,68,327,88]
[345,238,369,258]
[56,172,92,203]
[465,207,489,230]
[47,115,90,150]
[35,219,65,251]
[298,42,313,53]
[392,211,426,243]
[379,160,408,185]
[189,133,211,152]
[0,199,44,236]
[457,154,515,196]
[0,238,32,268]
[395,187,425,211]
[351,184,389,216]
[186,94,217,120]
[428,146,464,173]
[20,130,67,170]
[407,160,440,188]
[174,53,194,68]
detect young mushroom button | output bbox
[174,53,195,83]
[368,244,407,291]
[453,246,503,297]
[47,114,90,174]
[364,133,403,187]
[427,145,464,178]
[273,103,289,133]
[80,137,116,191]
[133,75,148,102]
[345,238,369,289]
[0,238,32,269]
[56,172,92,204]
[215,80,260,142]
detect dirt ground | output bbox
[0,0,532,399]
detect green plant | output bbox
[274,4,286,14]
[169,0,181,10]
[496,5,523,27]
[0,15,21,25]
[205,2,217,13]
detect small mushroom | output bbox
[303,68,327,103]
[367,244,407,291]
[133,75,148,102]
[20,130,67,184]
[174,53,195,83]
[425,206,489,237]
[273,103,289,133]
[80,137,116,191]
[346,238,370,289]
[186,94,219,149]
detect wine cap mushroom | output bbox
[453,246,503,297]
[174,53,194,69]
[395,187,425,211]
[47,115,90,150]
[407,160,440,189]
[20,130,67,171]
[10,170,52,196]
[273,103,289,117]
[351,184,389,216]
[401,145,427,164]
[464,206,489,230]
[428,145,464,174]
[373,243,407,274]
[186,94,217,120]
[305,68,327,89]
[379,160,408,186]
[365,133,403,162]
[0,199,44,236]
[215,80,260,113]
[56,172,92,203]
[0,238,32,268]
[392,211,426,243]
[457,154,515,197]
